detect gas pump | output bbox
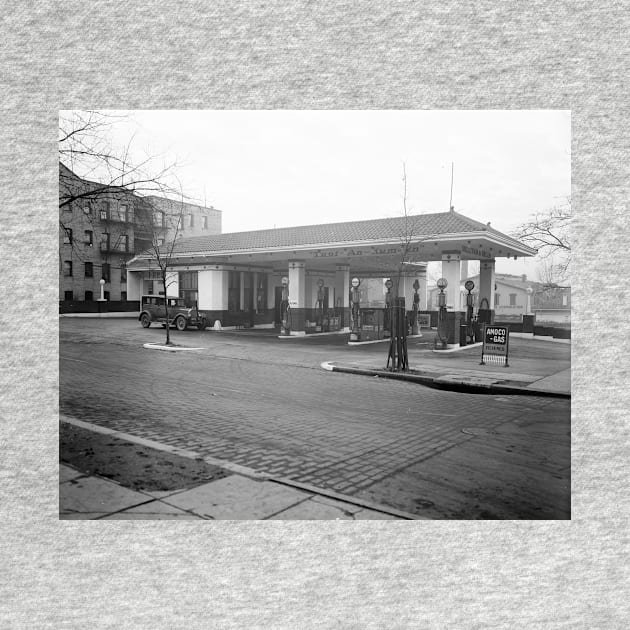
[316,278,325,332]
[350,277,361,342]
[412,278,420,335]
[464,280,475,343]
[280,276,290,335]
[384,278,393,338]
[435,277,448,349]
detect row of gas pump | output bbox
[435,277,478,349]
[279,276,328,336]
[279,274,478,346]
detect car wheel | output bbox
[140,314,151,328]
[175,316,188,331]
[197,319,207,331]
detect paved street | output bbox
[60,318,570,518]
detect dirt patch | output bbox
[60,422,229,492]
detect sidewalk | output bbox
[323,330,571,398]
[59,418,414,520]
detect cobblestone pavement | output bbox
[60,319,569,499]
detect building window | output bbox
[179,271,199,306]
[63,261,73,276]
[120,262,127,283]
[121,291,127,301]
[509,293,517,306]
[157,238,165,246]
[85,262,93,278]
[85,290,93,301]
[63,229,72,245]
[104,291,110,300]
[494,293,500,306]
[84,230,93,246]
[117,235,129,252]
[153,211,165,227]
[188,214,194,228]
[83,204,93,216]
[102,263,110,282]
[100,201,110,220]
[64,290,73,301]
[202,216,208,230]
[100,233,110,252]
[116,204,128,222]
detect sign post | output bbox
[480,324,510,367]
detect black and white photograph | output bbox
[59,109,571,520]
[4,1,630,626]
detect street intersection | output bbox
[60,318,570,518]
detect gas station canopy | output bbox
[128,209,536,274]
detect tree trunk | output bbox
[162,273,170,345]
[386,297,408,372]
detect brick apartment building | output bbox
[59,163,221,306]
[144,195,221,239]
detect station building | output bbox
[126,209,536,339]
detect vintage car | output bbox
[139,295,207,331]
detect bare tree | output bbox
[366,164,447,370]
[59,110,190,308]
[385,163,416,371]
[536,256,566,286]
[134,196,188,345]
[59,110,183,264]
[59,111,180,209]
[512,198,572,280]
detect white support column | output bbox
[418,266,428,310]
[198,269,228,310]
[478,259,496,312]
[165,271,179,298]
[460,260,469,282]
[335,264,351,331]
[288,261,306,308]
[266,273,276,310]
[126,270,143,301]
[441,252,462,310]
[287,261,306,334]
[334,265,350,309]
[399,274,417,307]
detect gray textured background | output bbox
[1,1,629,627]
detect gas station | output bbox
[126,209,536,348]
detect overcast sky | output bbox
[98,110,571,279]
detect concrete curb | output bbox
[322,363,570,398]
[142,343,204,352]
[268,477,423,520]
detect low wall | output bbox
[60,300,139,314]
[495,320,571,340]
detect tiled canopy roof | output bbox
[165,211,517,255]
